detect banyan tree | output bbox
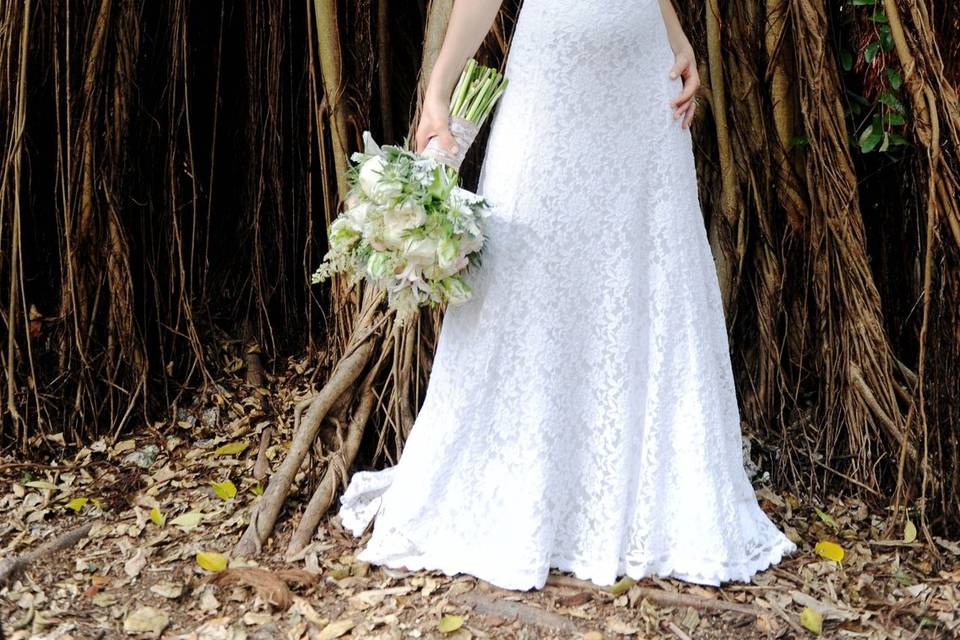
[1,0,958,557]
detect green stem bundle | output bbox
[449,58,508,126]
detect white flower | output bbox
[383,200,427,233]
[361,130,382,156]
[460,233,483,255]
[402,236,438,266]
[358,155,398,202]
[450,186,485,206]
[366,251,393,279]
[437,237,459,270]
[396,260,424,285]
[373,180,403,203]
[358,155,385,196]
[344,190,363,210]
[343,201,371,231]
[441,276,472,305]
[329,216,360,246]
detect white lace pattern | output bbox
[337,0,798,591]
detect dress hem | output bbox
[344,516,799,592]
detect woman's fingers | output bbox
[682,105,695,129]
[415,126,457,155]
[670,75,698,109]
[432,129,459,155]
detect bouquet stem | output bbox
[423,59,508,172]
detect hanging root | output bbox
[233,286,387,558]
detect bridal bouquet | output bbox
[311,59,508,325]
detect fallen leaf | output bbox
[149,506,166,527]
[114,439,137,454]
[800,606,823,634]
[149,582,184,599]
[65,497,89,511]
[213,441,248,456]
[123,606,169,637]
[25,480,58,491]
[169,511,202,531]
[814,507,838,530]
[124,549,148,578]
[196,550,229,572]
[904,520,917,543]
[211,479,237,501]
[608,576,635,596]
[316,618,356,640]
[814,540,844,563]
[438,614,464,633]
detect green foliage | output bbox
[840,0,911,155]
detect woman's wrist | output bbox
[671,38,695,60]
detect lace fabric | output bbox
[337,0,798,591]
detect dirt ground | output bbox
[1,366,958,639]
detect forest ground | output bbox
[1,357,958,640]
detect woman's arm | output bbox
[415,0,505,153]
[657,0,700,129]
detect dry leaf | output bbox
[800,606,823,634]
[607,576,635,596]
[438,614,464,633]
[123,606,169,637]
[65,497,88,511]
[169,511,203,531]
[211,480,237,500]
[316,618,356,640]
[213,441,248,456]
[814,540,845,563]
[196,551,229,572]
[904,520,917,543]
[124,549,148,578]
[25,480,58,491]
[149,506,166,527]
[814,507,838,529]
[149,582,184,599]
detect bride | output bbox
[336,0,798,591]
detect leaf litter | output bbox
[0,356,958,639]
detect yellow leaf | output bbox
[213,441,248,456]
[813,507,838,529]
[65,497,88,511]
[608,576,635,596]
[195,551,229,573]
[25,480,58,491]
[150,506,166,527]
[250,482,265,496]
[210,480,237,501]
[800,606,823,634]
[814,540,845,563]
[437,614,464,633]
[904,519,917,543]
[90,498,104,509]
[169,511,203,531]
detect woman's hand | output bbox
[668,44,700,130]
[415,98,459,155]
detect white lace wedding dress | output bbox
[336,0,797,590]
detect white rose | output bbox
[344,191,363,210]
[383,200,427,232]
[344,201,371,230]
[402,236,439,266]
[373,179,403,203]
[328,216,360,246]
[357,155,387,199]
